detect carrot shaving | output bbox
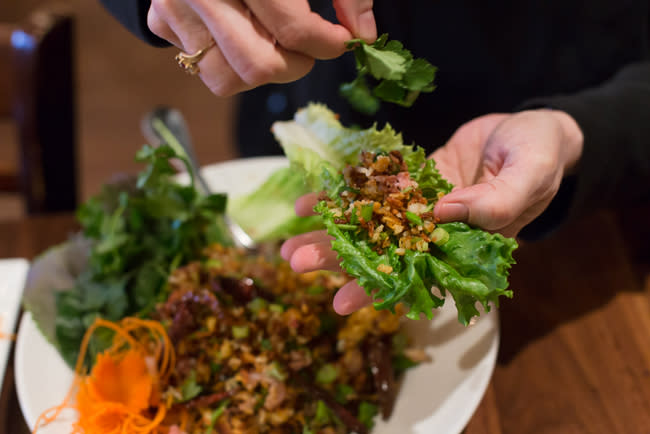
[32,317,176,434]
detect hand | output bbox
[147,0,376,96]
[281,109,583,315]
[432,109,583,237]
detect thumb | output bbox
[434,171,531,233]
[333,0,376,43]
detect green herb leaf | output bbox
[358,401,379,430]
[340,34,437,114]
[335,383,356,404]
[49,140,232,368]
[181,370,202,402]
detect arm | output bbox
[518,61,650,239]
[98,0,169,46]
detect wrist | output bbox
[548,110,584,176]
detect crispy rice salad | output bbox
[34,245,425,434]
[154,244,425,433]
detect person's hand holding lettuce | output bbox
[274,104,580,324]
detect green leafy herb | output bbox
[181,370,202,402]
[272,104,517,325]
[340,34,437,115]
[260,339,273,351]
[335,383,356,404]
[228,166,323,242]
[52,142,232,368]
[392,354,419,377]
[313,400,333,426]
[358,401,379,430]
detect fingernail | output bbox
[438,203,469,222]
[357,10,377,42]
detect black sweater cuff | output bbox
[517,62,650,240]
[99,0,170,47]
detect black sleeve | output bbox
[98,0,170,47]
[518,61,650,240]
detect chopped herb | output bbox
[360,203,374,222]
[316,363,338,384]
[358,401,379,430]
[260,339,273,351]
[204,400,229,434]
[180,370,202,402]
[314,400,332,426]
[231,325,249,339]
[267,361,288,381]
[392,354,419,377]
[405,211,423,226]
[340,34,437,115]
[431,227,450,246]
[247,297,268,314]
[335,383,356,404]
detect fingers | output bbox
[434,156,560,234]
[188,0,316,87]
[280,230,332,260]
[288,241,341,273]
[332,0,377,43]
[295,193,320,217]
[149,0,249,95]
[243,0,355,59]
[333,280,373,315]
[149,0,328,96]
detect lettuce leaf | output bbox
[272,104,517,325]
[228,167,323,242]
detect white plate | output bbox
[16,156,499,434]
[0,259,29,392]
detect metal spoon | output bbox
[140,106,258,251]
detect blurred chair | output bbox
[0,6,77,214]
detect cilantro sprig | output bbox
[340,34,437,115]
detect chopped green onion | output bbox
[316,363,338,384]
[313,400,332,426]
[335,384,356,404]
[267,361,288,381]
[349,210,359,225]
[405,211,423,226]
[269,303,284,313]
[307,286,326,295]
[231,325,249,339]
[360,203,374,222]
[431,227,449,246]
[336,223,359,230]
[204,258,222,268]
[391,332,408,354]
[204,399,230,434]
[247,297,268,314]
[261,338,272,350]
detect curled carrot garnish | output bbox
[32,317,175,434]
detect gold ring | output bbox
[175,40,216,75]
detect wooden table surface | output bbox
[1,210,649,434]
